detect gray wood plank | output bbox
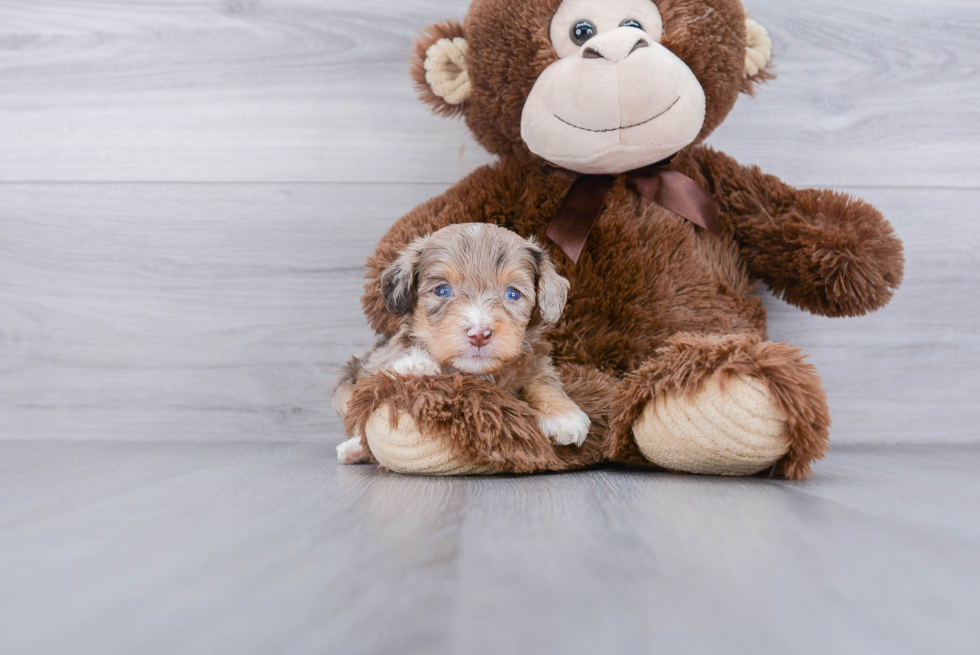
[713,0,980,188]
[0,182,439,443]
[0,441,977,654]
[1,183,977,444]
[0,441,467,655]
[0,440,260,530]
[0,0,976,187]
[778,444,980,543]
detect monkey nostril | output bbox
[582,47,603,60]
[629,39,649,54]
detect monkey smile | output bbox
[554,96,681,133]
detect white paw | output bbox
[388,353,442,379]
[337,437,369,465]
[538,408,591,447]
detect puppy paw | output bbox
[388,353,442,379]
[337,437,370,465]
[538,408,591,447]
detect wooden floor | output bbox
[1,443,979,654]
[1,0,979,652]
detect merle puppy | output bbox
[333,223,590,464]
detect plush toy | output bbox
[343,0,904,479]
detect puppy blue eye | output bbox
[435,284,453,298]
[621,19,643,30]
[505,288,521,301]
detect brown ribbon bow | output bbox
[546,158,720,263]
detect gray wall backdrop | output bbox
[0,0,977,445]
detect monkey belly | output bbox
[548,201,768,374]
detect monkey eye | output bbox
[505,288,522,301]
[570,20,597,46]
[434,284,453,298]
[620,19,643,30]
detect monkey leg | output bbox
[342,365,616,475]
[608,333,830,479]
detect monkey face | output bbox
[521,0,707,174]
[411,1,771,168]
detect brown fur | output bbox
[344,365,616,474]
[411,20,469,119]
[352,0,904,479]
[606,333,830,479]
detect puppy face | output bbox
[381,224,569,375]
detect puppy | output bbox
[334,223,591,464]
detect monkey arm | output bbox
[689,146,905,318]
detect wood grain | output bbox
[1,442,978,654]
[0,0,976,187]
[0,182,438,442]
[0,183,976,444]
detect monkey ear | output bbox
[527,241,570,326]
[411,20,471,118]
[742,18,774,94]
[380,238,426,316]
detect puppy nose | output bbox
[582,31,649,63]
[467,327,493,347]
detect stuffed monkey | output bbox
[343,0,904,479]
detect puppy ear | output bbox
[380,238,426,316]
[411,20,470,118]
[741,18,775,95]
[527,241,570,326]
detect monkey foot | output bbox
[632,373,791,476]
[344,372,573,475]
[364,406,494,476]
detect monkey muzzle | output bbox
[521,26,707,175]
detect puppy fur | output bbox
[334,223,590,463]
